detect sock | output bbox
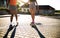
[10,22,12,25]
[16,21,18,25]
[16,21,18,23]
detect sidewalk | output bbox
[0,14,60,38]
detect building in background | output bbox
[20,3,55,15]
[36,5,55,15]
[0,0,55,15]
[0,0,9,15]
[19,3,29,14]
[0,0,7,7]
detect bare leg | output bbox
[31,11,35,23]
[30,8,35,23]
[10,14,14,22]
[14,11,18,26]
[15,13,18,22]
[10,11,14,25]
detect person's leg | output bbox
[9,5,14,25]
[30,8,35,23]
[10,11,14,25]
[32,10,35,23]
[11,14,13,23]
[12,5,18,26]
[14,11,18,25]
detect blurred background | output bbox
[0,0,60,15]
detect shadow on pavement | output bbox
[36,23,42,25]
[10,26,16,38]
[32,25,45,38]
[3,25,17,38]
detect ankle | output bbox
[10,22,12,25]
[16,21,18,25]
[32,21,35,23]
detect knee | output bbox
[15,14,17,17]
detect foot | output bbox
[15,22,18,27]
[8,24,14,31]
[30,22,36,27]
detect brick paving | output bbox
[0,14,60,38]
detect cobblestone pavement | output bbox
[0,14,60,38]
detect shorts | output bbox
[29,2,36,9]
[9,5,17,14]
[9,5,17,11]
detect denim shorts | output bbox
[9,5,17,11]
